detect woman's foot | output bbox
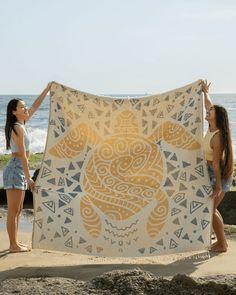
[9,244,31,253]
[210,242,227,252]
[18,241,31,248]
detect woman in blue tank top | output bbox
[3,82,52,253]
[202,80,234,252]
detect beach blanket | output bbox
[33,80,213,256]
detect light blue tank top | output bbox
[10,122,30,152]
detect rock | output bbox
[218,191,236,225]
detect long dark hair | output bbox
[214,104,234,180]
[5,99,22,149]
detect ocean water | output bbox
[0,93,236,156]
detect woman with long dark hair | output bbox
[3,82,52,253]
[202,80,234,252]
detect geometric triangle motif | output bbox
[65,217,72,224]
[172,218,180,225]
[191,217,198,225]
[182,233,189,240]
[201,219,210,230]
[54,231,61,238]
[202,185,213,195]
[58,199,67,208]
[47,216,54,223]
[172,170,180,180]
[189,174,197,181]
[197,235,204,243]
[174,228,183,238]
[39,234,46,243]
[42,201,55,213]
[35,219,43,229]
[41,167,52,178]
[180,172,187,181]
[61,226,70,237]
[59,194,71,203]
[179,183,188,191]
[190,201,203,214]
[196,189,205,198]
[169,238,178,249]
[171,208,181,216]
[179,199,187,208]
[64,208,74,216]
[195,165,204,177]
[79,237,87,244]
[65,237,73,248]
[156,239,164,246]
[58,177,65,186]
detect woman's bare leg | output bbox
[211,192,228,252]
[6,189,29,252]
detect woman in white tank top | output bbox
[3,82,52,253]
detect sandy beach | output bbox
[1,209,236,294]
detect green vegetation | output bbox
[0,153,43,170]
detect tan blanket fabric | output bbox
[33,80,213,256]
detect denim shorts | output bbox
[3,157,27,190]
[207,164,232,193]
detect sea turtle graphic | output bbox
[49,111,200,238]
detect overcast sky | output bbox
[1,0,236,94]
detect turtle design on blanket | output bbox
[49,110,200,238]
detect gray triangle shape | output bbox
[170,153,177,161]
[179,199,187,208]
[197,235,204,243]
[164,177,173,187]
[54,130,59,138]
[47,178,56,185]
[69,193,78,198]
[47,216,54,223]
[57,167,65,174]
[196,157,203,164]
[59,199,67,208]
[164,151,171,158]
[182,161,191,168]
[166,190,175,197]
[191,217,197,225]
[66,178,73,187]
[77,161,84,168]
[39,234,46,242]
[44,160,52,167]
[179,183,187,191]
[138,248,145,254]
[167,162,176,173]
[69,162,75,170]
[172,170,180,180]
[203,207,209,213]
[73,185,82,192]
[182,233,189,240]
[79,237,87,244]
[54,231,61,238]
[156,239,164,246]
[173,218,180,225]
[189,174,197,181]
[196,189,205,198]
[72,172,81,181]
[65,217,72,224]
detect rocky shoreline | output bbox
[1,269,236,295]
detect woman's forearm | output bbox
[32,83,51,109]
